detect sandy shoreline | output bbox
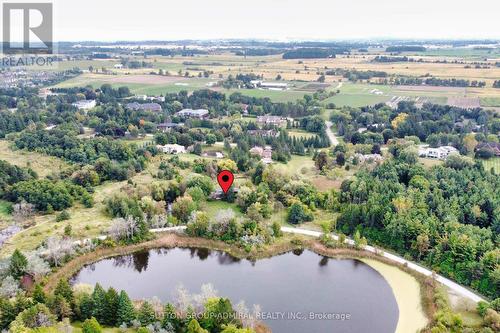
[362,258,428,333]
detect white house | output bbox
[156,144,186,154]
[72,100,96,110]
[114,64,123,69]
[418,145,459,160]
[176,109,209,119]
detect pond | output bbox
[72,248,399,333]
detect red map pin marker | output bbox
[217,170,234,194]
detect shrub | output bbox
[56,210,71,222]
[82,317,102,333]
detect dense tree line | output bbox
[0,279,256,333]
[337,156,499,298]
[282,48,347,59]
[332,102,500,152]
[324,68,388,81]
[386,46,426,52]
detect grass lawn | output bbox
[481,157,500,174]
[419,157,444,169]
[203,200,243,219]
[273,155,316,179]
[0,140,70,177]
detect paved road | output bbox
[324,120,339,146]
[280,226,486,303]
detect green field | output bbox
[322,83,392,107]
[480,97,500,107]
[413,48,500,59]
[53,75,214,95]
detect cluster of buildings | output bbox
[250,146,273,164]
[418,145,459,160]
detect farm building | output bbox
[156,144,186,154]
[418,145,459,159]
[176,108,209,119]
[72,99,96,110]
[250,80,288,90]
[126,102,162,112]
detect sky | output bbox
[27,0,500,41]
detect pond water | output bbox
[72,248,399,333]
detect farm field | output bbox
[50,49,500,107]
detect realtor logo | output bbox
[2,2,53,54]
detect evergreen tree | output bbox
[0,298,16,330]
[162,303,182,331]
[91,284,107,323]
[13,293,32,314]
[201,298,236,332]
[32,284,46,304]
[54,279,74,306]
[9,249,28,279]
[51,295,73,320]
[137,301,155,326]
[77,293,94,321]
[103,287,119,326]
[117,290,135,326]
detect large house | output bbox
[72,100,96,110]
[249,145,273,164]
[157,122,181,133]
[256,115,288,128]
[247,129,280,138]
[176,108,209,119]
[156,144,186,154]
[418,145,459,160]
[475,142,500,157]
[126,102,162,112]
